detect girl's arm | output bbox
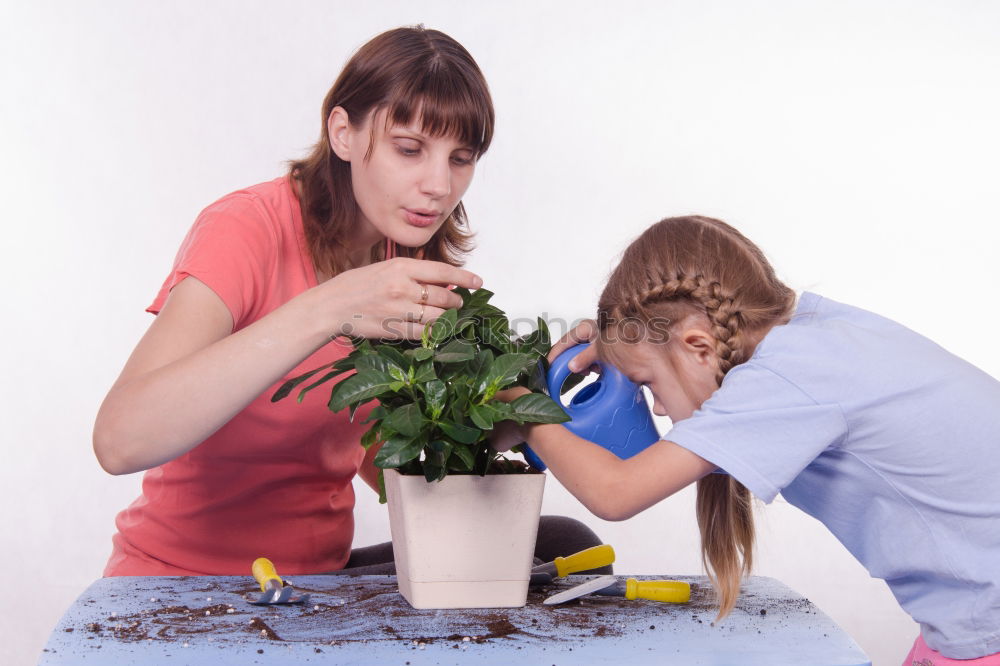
[494,411,716,521]
[94,259,481,475]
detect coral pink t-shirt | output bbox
[105,176,372,576]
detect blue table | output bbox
[40,574,869,665]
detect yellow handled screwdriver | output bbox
[530,544,616,585]
[250,557,310,605]
[594,578,691,602]
[544,574,691,605]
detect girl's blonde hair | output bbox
[290,26,494,277]
[596,215,796,619]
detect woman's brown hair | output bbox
[596,215,796,619]
[290,26,494,277]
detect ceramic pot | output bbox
[384,468,546,609]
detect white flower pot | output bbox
[384,468,546,609]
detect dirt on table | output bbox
[74,575,805,650]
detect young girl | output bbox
[94,26,606,578]
[495,215,1000,664]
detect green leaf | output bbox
[271,362,335,402]
[294,368,352,403]
[355,353,405,380]
[481,320,513,354]
[353,338,375,355]
[434,339,476,363]
[536,316,551,349]
[455,314,477,336]
[447,383,473,422]
[467,288,495,308]
[360,424,381,450]
[514,329,541,352]
[387,366,408,383]
[469,348,493,374]
[412,360,437,384]
[451,286,473,305]
[469,403,495,430]
[484,353,537,390]
[327,370,395,412]
[377,469,387,504]
[508,392,571,424]
[373,434,423,468]
[375,345,409,369]
[450,445,476,471]
[430,308,458,345]
[383,403,425,437]
[439,420,482,444]
[471,350,495,394]
[423,440,452,482]
[362,405,389,424]
[406,347,435,362]
[478,305,506,320]
[423,380,447,420]
[485,400,514,421]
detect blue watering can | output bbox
[522,343,660,471]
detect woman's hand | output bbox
[315,258,482,341]
[551,318,600,373]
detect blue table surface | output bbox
[40,574,870,665]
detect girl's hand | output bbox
[316,257,482,340]
[551,318,599,373]
[489,387,531,452]
[488,419,525,453]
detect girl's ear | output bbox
[327,106,353,161]
[678,328,717,367]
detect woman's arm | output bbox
[356,441,385,493]
[93,276,329,474]
[93,259,481,475]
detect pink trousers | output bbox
[903,635,1000,666]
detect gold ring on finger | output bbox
[418,284,429,305]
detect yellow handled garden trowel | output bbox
[543,574,691,605]
[250,557,311,605]
[530,543,616,586]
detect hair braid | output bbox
[697,279,745,382]
[619,273,747,383]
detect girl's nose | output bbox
[420,158,451,199]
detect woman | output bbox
[94,26,606,577]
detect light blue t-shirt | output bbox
[667,292,1000,658]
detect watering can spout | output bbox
[523,344,659,471]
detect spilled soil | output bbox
[69,575,808,651]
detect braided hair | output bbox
[597,215,796,619]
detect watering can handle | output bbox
[521,345,592,471]
[547,343,596,412]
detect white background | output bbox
[3,1,999,665]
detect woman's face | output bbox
[329,106,477,249]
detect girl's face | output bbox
[605,317,721,423]
[329,106,477,249]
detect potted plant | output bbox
[273,288,569,608]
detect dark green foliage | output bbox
[273,288,569,501]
